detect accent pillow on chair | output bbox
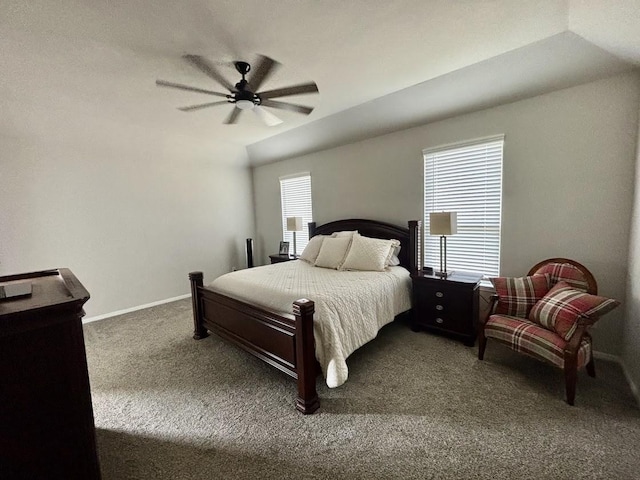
[529,280,620,340]
[531,262,590,292]
[489,274,551,318]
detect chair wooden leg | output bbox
[478,330,487,360]
[586,355,596,378]
[564,360,578,406]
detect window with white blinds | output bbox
[423,136,504,277]
[280,173,312,256]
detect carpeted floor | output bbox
[83,298,640,480]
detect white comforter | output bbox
[208,260,412,388]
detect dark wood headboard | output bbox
[308,218,420,272]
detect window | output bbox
[280,173,313,255]
[423,135,504,277]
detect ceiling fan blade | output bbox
[248,55,280,92]
[156,80,228,97]
[253,106,283,126]
[260,99,314,115]
[183,55,234,92]
[178,101,230,112]
[259,82,319,100]
[223,107,242,124]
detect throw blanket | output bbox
[208,260,412,388]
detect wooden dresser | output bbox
[0,269,101,479]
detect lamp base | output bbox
[434,270,453,279]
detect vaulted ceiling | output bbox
[2,1,639,166]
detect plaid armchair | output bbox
[478,258,619,405]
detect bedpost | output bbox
[293,299,320,414]
[408,220,421,274]
[189,271,208,340]
[246,238,254,268]
[308,222,317,238]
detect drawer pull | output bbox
[435,291,444,298]
[436,305,444,311]
[435,317,444,324]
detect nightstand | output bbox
[269,254,298,264]
[411,270,482,346]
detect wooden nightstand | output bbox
[269,254,298,264]
[411,270,482,346]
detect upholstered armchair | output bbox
[478,258,619,405]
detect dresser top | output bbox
[0,268,89,320]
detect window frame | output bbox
[279,173,313,256]
[423,135,504,277]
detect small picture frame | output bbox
[279,241,290,256]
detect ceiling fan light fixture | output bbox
[236,99,255,110]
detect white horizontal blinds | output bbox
[423,136,504,277]
[280,173,312,255]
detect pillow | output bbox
[341,234,397,272]
[386,242,402,267]
[299,235,328,264]
[490,274,550,318]
[331,230,358,238]
[531,262,590,292]
[529,281,620,340]
[314,237,352,269]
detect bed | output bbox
[188,219,420,414]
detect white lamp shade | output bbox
[429,212,457,236]
[286,216,304,232]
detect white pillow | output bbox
[386,242,402,266]
[299,235,327,264]
[342,234,398,272]
[314,237,352,269]
[331,230,358,238]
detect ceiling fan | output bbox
[156,55,319,126]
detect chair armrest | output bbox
[479,294,499,326]
[564,323,589,355]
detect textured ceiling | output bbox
[1,1,639,166]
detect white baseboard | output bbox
[83,293,191,324]
[593,350,620,363]
[594,350,640,406]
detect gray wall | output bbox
[253,72,640,357]
[0,131,255,318]
[622,94,640,398]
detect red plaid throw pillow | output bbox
[490,274,550,318]
[529,281,620,340]
[532,262,589,291]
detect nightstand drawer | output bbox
[417,311,468,335]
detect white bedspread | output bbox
[207,260,412,388]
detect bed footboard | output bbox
[188,271,320,414]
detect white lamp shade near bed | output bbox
[429,212,457,277]
[429,212,457,236]
[286,217,303,232]
[286,216,304,257]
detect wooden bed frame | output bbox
[189,219,420,414]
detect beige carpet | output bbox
[83,299,640,479]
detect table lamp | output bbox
[286,216,303,257]
[429,212,457,278]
